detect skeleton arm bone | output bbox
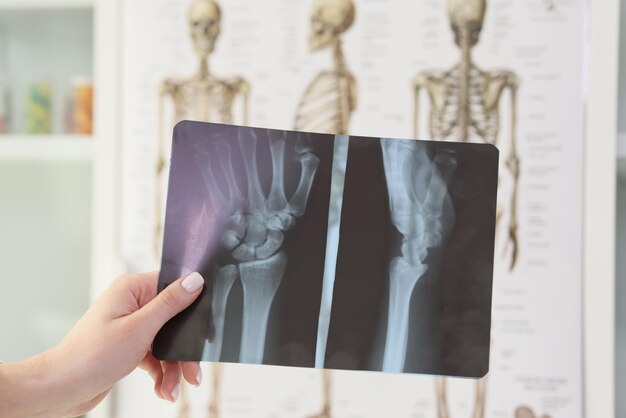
[505,72,520,270]
[412,71,446,139]
[231,77,250,126]
[490,70,520,269]
[412,72,427,139]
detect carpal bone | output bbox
[239,251,287,364]
[255,229,284,259]
[232,243,256,262]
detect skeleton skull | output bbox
[188,0,221,57]
[446,0,486,48]
[309,0,355,52]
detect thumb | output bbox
[135,272,204,337]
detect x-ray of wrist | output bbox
[154,121,335,367]
[380,139,457,373]
[153,122,498,379]
[323,137,497,377]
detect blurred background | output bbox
[0,0,622,417]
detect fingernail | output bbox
[195,367,202,386]
[181,272,204,293]
[171,383,180,402]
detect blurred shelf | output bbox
[617,132,626,181]
[0,0,92,9]
[0,0,92,10]
[0,135,93,161]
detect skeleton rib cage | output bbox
[295,71,355,135]
[427,64,502,144]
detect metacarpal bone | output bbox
[195,148,227,203]
[267,131,288,211]
[288,152,320,216]
[238,128,267,211]
[422,153,457,217]
[239,251,288,364]
[266,213,295,231]
[203,264,238,362]
[216,141,244,206]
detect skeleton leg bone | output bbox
[239,251,287,364]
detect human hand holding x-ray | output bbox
[380,139,457,372]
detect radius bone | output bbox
[239,251,287,364]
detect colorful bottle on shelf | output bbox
[24,82,52,134]
[72,78,93,135]
[0,84,7,134]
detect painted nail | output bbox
[181,272,204,294]
[196,367,203,386]
[171,383,180,402]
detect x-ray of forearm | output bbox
[153,121,498,379]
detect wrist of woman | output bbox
[0,352,66,418]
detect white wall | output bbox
[0,161,91,361]
[618,0,626,132]
[616,180,626,417]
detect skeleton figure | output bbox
[380,140,456,373]
[176,364,223,418]
[194,127,319,364]
[155,0,250,256]
[413,0,520,271]
[295,2,356,414]
[207,363,222,418]
[306,370,333,418]
[515,406,551,418]
[436,377,487,418]
[295,0,357,135]
[417,0,517,414]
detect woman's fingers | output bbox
[160,361,182,402]
[181,361,202,386]
[138,353,165,399]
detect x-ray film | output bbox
[153,121,498,378]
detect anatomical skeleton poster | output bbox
[118,0,585,417]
